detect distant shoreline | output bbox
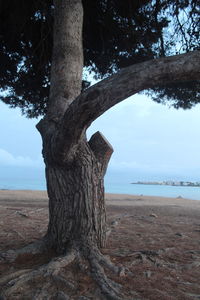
[0,190,200,217]
[131,181,200,187]
[0,189,200,203]
[1,186,200,201]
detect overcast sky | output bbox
[1,92,200,186]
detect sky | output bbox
[1,92,200,190]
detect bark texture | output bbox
[37,0,200,256]
[44,135,113,253]
[59,51,200,153]
[38,0,115,254]
[2,2,200,299]
[48,0,83,120]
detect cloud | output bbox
[0,148,43,168]
[109,154,200,178]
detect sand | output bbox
[1,190,200,299]
[0,189,200,208]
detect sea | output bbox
[106,182,200,201]
[1,175,200,201]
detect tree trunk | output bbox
[42,132,113,254]
[48,0,83,120]
[2,1,200,298]
[37,0,116,254]
[37,0,200,255]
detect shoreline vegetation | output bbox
[131,180,200,187]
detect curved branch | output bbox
[54,50,200,158]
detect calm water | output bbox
[0,177,46,191]
[105,182,200,200]
[0,177,200,201]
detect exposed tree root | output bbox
[89,256,125,300]
[0,239,48,263]
[32,282,52,300]
[0,269,32,287]
[87,246,127,276]
[0,242,131,300]
[0,248,76,299]
[81,245,128,300]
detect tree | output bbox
[0,0,200,299]
[1,0,199,115]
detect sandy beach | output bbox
[0,189,200,207]
[1,190,200,299]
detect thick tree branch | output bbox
[47,0,83,121]
[89,131,114,175]
[53,50,200,159]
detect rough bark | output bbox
[1,245,127,300]
[36,0,116,254]
[36,0,200,255]
[44,136,113,253]
[38,0,200,253]
[47,0,83,120]
[52,50,200,160]
[2,2,200,299]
